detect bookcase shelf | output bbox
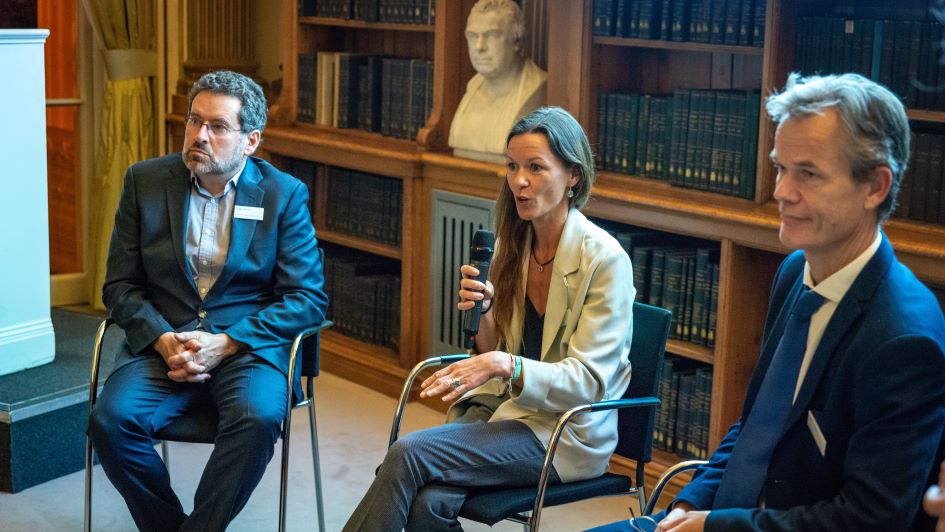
[593,36,765,55]
[300,16,435,33]
[907,108,945,124]
[264,125,422,178]
[316,228,403,260]
[667,340,715,365]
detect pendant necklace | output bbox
[532,246,555,273]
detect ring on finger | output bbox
[450,378,462,389]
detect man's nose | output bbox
[773,172,797,203]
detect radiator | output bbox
[429,190,495,355]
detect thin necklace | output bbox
[532,246,555,273]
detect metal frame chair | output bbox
[389,302,672,531]
[83,318,332,532]
[641,460,709,516]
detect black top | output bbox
[521,296,544,361]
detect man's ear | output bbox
[864,165,892,211]
[243,130,261,156]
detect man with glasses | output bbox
[88,70,327,532]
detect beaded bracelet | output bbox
[512,354,522,381]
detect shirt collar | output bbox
[803,231,882,303]
[190,160,246,198]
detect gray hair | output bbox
[766,72,910,223]
[470,0,526,54]
[188,70,268,134]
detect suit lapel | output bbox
[166,156,198,294]
[540,210,584,360]
[208,159,264,298]
[786,235,894,427]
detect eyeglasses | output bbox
[185,114,240,136]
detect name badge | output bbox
[234,205,264,221]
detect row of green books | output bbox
[636,245,720,346]
[298,52,433,141]
[592,0,765,46]
[326,167,403,246]
[299,0,434,24]
[795,18,945,111]
[281,157,319,221]
[595,221,720,347]
[597,89,760,199]
[323,245,401,349]
[900,129,945,225]
[654,357,713,459]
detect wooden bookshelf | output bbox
[593,36,765,55]
[299,16,436,32]
[252,0,945,496]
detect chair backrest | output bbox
[301,247,327,377]
[615,302,672,464]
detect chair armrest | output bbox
[285,320,334,416]
[88,318,115,413]
[529,396,661,530]
[287,320,334,375]
[642,460,709,516]
[388,354,471,447]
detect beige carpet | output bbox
[0,371,636,531]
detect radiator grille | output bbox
[429,190,495,355]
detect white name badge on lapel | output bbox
[234,205,264,221]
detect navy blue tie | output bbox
[712,286,826,509]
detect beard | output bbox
[183,139,246,178]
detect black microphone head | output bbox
[470,230,495,262]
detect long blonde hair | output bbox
[490,107,595,348]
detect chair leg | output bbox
[279,408,293,532]
[636,486,647,520]
[161,440,169,467]
[308,398,326,532]
[84,437,93,532]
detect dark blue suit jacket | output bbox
[103,153,328,380]
[677,235,945,531]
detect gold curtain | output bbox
[83,0,157,309]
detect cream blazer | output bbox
[448,209,635,482]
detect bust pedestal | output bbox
[0,29,55,376]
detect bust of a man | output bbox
[448,0,547,164]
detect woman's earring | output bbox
[567,187,574,199]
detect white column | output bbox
[0,29,55,376]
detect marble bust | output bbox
[448,0,547,164]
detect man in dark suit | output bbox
[88,70,328,531]
[651,73,945,531]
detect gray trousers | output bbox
[343,407,560,532]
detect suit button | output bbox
[198,310,207,319]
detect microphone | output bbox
[462,229,495,349]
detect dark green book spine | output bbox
[752,0,765,46]
[682,255,696,342]
[650,248,668,307]
[708,262,720,347]
[664,251,685,340]
[911,132,931,222]
[669,89,691,186]
[636,94,652,176]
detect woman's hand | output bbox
[420,351,513,402]
[457,264,494,312]
[925,461,945,532]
